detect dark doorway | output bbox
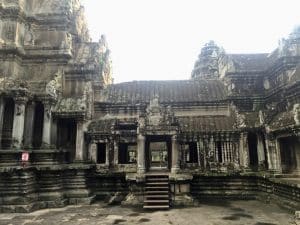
[1,98,14,149]
[279,137,298,174]
[248,132,258,170]
[97,143,106,164]
[32,101,44,148]
[57,118,76,162]
[145,136,171,171]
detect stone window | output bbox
[118,143,137,164]
[184,142,198,163]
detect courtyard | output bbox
[0,200,294,225]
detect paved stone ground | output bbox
[0,200,295,225]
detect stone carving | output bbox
[16,104,24,116]
[61,32,72,50]
[3,23,15,41]
[24,24,35,46]
[46,80,57,98]
[293,104,300,125]
[259,110,265,125]
[146,95,162,126]
[98,35,113,85]
[45,70,63,98]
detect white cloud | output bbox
[82,0,300,83]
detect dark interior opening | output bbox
[248,132,258,170]
[1,98,14,149]
[118,143,137,164]
[186,142,198,163]
[216,141,222,163]
[261,133,268,169]
[57,118,76,163]
[32,101,44,148]
[279,136,298,174]
[97,143,106,164]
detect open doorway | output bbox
[248,132,258,171]
[145,136,171,171]
[57,118,76,163]
[279,136,299,174]
[1,98,14,149]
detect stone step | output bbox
[143,205,169,209]
[144,199,169,203]
[145,195,169,198]
[146,178,169,181]
[145,190,169,194]
[145,186,169,189]
[146,182,169,185]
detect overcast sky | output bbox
[82,0,299,83]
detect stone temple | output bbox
[0,0,299,213]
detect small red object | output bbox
[21,152,29,162]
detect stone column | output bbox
[199,138,205,168]
[257,134,266,170]
[239,132,250,170]
[171,135,180,173]
[0,98,5,149]
[197,140,201,167]
[88,141,97,163]
[75,120,84,162]
[294,137,300,175]
[137,134,146,173]
[23,102,35,148]
[265,135,281,173]
[113,140,119,165]
[105,142,110,166]
[51,118,58,147]
[42,103,52,147]
[12,97,27,149]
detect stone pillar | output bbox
[51,118,58,147]
[113,140,119,165]
[257,134,266,170]
[294,137,300,175]
[137,134,146,173]
[105,142,110,166]
[0,98,5,149]
[196,140,201,167]
[24,102,35,148]
[265,135,281,173]
[12,97,27,149]
[239,132,250,170]
[42,103,52,146]
[199,138,206,169]
[171,135,180,173]
[75,120,84,162]
[89,141,97,163]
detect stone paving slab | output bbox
[0,200,295,225]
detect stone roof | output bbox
[228,53,272,72]
[98,79,227,104]
[178,116,237,133]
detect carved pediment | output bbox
[143,96,178,129]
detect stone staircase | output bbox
[143,174,170,209]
